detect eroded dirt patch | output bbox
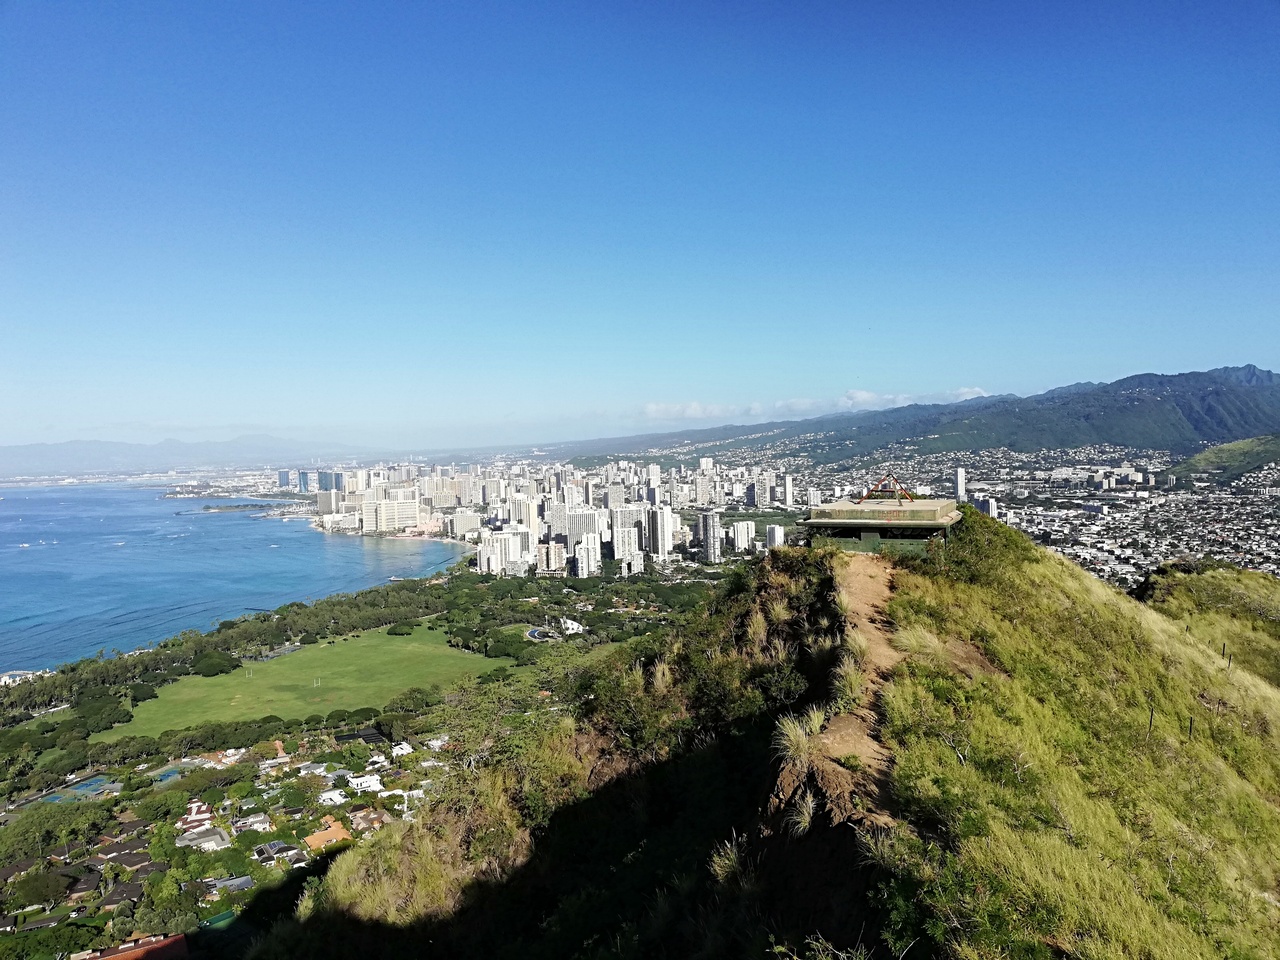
[809,552,900,826]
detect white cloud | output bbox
[837,387,989,411]
[641,387,990,424]
[641,401,755,421]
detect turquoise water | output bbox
[0,484,466,671]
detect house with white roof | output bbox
[348,773,383,793]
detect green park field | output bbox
[93,623,508,741]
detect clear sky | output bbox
[2,1,1277,449]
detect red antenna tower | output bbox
[856,472,916,504]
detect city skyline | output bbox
[3,2,1279,448]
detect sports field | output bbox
[93,622,508,741]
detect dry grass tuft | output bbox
[890,623,943,657]
[708,832,755,890]
[650,658,673,695]
[830,658,865,711]
[773,713,818,769]
[841,632,869,669]
[785,789,817,838]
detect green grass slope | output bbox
[93,623,509,740]
[873,516,1280,958]
[1139,560,1280,687]
[1171,433,1280,483]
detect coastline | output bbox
[1,540,471,679]
[308,517,479,555]
[0,484,471,673]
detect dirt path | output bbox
[810,552,900,828]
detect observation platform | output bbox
[799,498,962,555]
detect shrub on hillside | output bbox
[192,651,239,677]
[902,505,1038,587]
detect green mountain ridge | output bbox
[553,364,1280,462]
[239,516,1280,960]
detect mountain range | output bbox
[2,365,1279,477]
[545,364,1280,462]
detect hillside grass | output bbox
[93,623,513,740]
[1172,433,1280,482]
[1145,565,1280,687]
[876,511,1280,959]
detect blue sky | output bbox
[2,1,1277,449]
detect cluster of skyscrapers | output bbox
[278,459,794,577]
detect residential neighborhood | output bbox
[0,719,471,950]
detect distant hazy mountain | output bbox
[6,366,1279,477]
[0,435,364,479]
[547,365,1280,461]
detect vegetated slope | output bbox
[1136,559,1280,687]
[866,515,1280,958]
[240,519,1280,960]
[1170,433,1280,483]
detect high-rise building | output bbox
[612,525,641,562]
[573,532,602,577]
[318,471,337,492]
[729,520,756,552]
[361,499,421,534]
[698,509,722,563]
[646,505,674,560]
[298,471,310,494]
[566,507,601,549]
[277,470,291,488]
[782,475,794,508]
[544,502,570,543]
[537,541,567,573]
[509,495,539,533]
[610,504,646,547]
[766,524,786,548]
[447,511,483,538]
[316,490,342,514]
[745,482,759,508]
[955,467,967,502]
[699,457,714,473]
[477,528,531,576]
[806,487,821,507]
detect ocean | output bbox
[0,484,468,671]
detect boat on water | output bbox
[18,543,29,548]
[388,576,405,582]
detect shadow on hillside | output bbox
[195,723,895,960]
